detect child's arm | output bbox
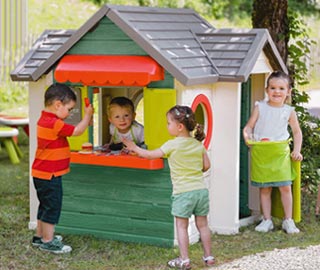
[203,151,211,172]
[289,110,303,161]
[73,104,93,136]
[243,105,259,144]
[123,138,164,159]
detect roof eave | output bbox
[10,74,33,81]
[218,75,247,83]
[235,29,269,79]
[181,75,219,86]
[28,5,110,82]
[10,30,52,81]
[264,31,288,73]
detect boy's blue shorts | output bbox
[33,176,63,225]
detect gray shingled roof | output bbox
[196,28,287,82]
[11,4,287,85]
[10,30,75,81]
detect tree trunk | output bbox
[252,0,289,64]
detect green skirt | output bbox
[250,140,295,183]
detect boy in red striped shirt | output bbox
[31,83,93,254]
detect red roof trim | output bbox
[54,55,164,86]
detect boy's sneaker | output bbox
[32,236,43,247]
[282,218,300,234]
[39,238,72,254]
[32,235,63,247]
[167,257,191,270]
[255,219,274,232]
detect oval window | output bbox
[191,94,213,149]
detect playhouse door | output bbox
[239,79,251,218]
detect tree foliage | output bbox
[88,0,319,20]
[288,11,320,192]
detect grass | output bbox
[1,130,320,270]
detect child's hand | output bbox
[73,103,94,136]
[291,151,303,161]
[245,139,253,147]
[84,104,93,117]
[84,97,90,107]
[122,138,137,152]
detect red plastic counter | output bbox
[70,152,164,170]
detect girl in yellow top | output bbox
[123,105,214,270]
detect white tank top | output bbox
[253,101,294,142]
[109,120,144,144]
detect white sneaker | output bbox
[282,218,300,234]
[255,219,274,232]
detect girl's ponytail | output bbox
[194,124,205,142]
[167,105,206,141]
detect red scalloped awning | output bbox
[54,55,164,86]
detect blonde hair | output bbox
[107,96,135,116]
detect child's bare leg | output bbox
[41,221,55,242]
[260,187,272,219]
[279,185,293,219]
[195,215,212,258]
[36,219,43,237]
[175,217,189,260]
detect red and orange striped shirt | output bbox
[32,111,75,180]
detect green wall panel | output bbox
[57,226,173,247]
[67,17,146,55]
[239,79,251,218]
[64,16,174,88]
[56,161,174,246]
[62,197,171,221]
[59,212,172,238]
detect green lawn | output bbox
[1,130,320,270]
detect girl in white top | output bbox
[123,105,214,270]
[243,71,303,234]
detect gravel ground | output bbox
[210,245,320,270]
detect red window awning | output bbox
[54,55,164,86]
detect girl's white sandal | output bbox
[203,255,215,266]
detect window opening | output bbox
[191,94,213,149]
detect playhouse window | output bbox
[191,94,213,149]
[194,104,205,126]
[135,98,144,126]
[67,86,166,170]
[92,87,144,146]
